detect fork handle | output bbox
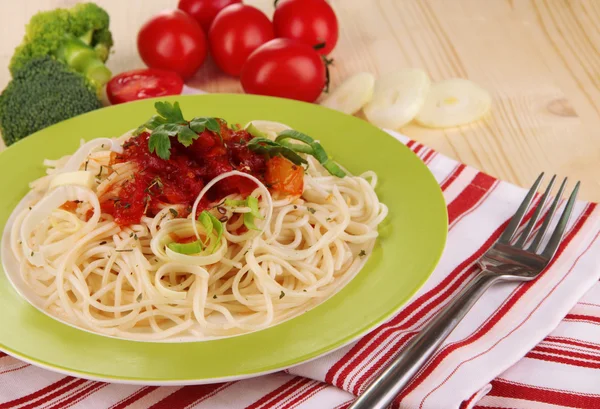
[348,271,501,409]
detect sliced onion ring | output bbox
[363,69,430,129]
[320,72,375,115]
[415,78,492,128]
[20,185,100,267]
[61,138,123,173]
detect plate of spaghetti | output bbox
[0,94,446,384]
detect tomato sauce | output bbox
[101,122,268,226]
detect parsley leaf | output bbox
[134,114,167,135]
[177,126,201,147]
[149,123,199,158]
[156,101,185,123]
[136,102,220,160]
[190,117,222,137]
[148,129,172,159]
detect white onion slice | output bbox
[363,69,430,129]
[20,186,100,267]
[320,72,375,115]
[190,171,273,241]
[49,171,94,190]
[61,138,123,173]
[415,78,492,128]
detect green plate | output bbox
[0,94,447,384]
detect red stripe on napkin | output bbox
[45,382,106,409]
[245,377,307,409]
[533,346,600,362]
[545,336,600,351]
[278,380,326,409]
[148,383,233,409]
[486,379,600,408]
[0,377,81,409]
[564,313,600,325]
[110,386,159,409]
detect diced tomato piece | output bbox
[266,156,304,197]
[60,201,79,212]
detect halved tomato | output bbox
[106,68,185,105]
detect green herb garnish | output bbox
[246,129,345,178]
[167,210,223,255]
[225,196,264,231]
[135,102,222,160]
[359,250,367,257]
[246,137,307,167]
[279,291,285,299]
[276,130,345,177]
[169,208,178,218]
[167,240,203,255]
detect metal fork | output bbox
[349,173,580,409]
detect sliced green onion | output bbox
[199,211,213,245]
[247,196,263,219]
[279,139,313,154]
[224,199,247,207]
[247,137,307,166]
[275,130,315,145]
[206,211,224,253]
[244,212,260,231]
[322,159,346,178]
[167,240,203,255]
[276,130,346,178]
[245,123,268,139]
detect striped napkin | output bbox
[1,131,600,409]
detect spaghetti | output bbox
[9,106,388,341]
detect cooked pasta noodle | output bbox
[9,120,388,341]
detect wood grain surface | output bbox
[1,0,598,200]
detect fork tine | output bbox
[498,172,545,244]
[515,175,556,248]
[540,181,580,259]
[527,177,567,253]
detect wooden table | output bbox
[1,0,599,201]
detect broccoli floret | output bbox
[0,56,101,146]
[10,3,113,92]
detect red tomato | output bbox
[106,68,184,105]
[177,0,241,33]
[273,0,339,55]
[137,10,207,80]
[241,38,326,103]
[208,4,274,77]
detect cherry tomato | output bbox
[137,10,207,80]
[273,0,339,55]
[241,38,326,103]
[265,156,304,198]
[106,68,185,105]
[208,4,274,77]
[177,0,241,33]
